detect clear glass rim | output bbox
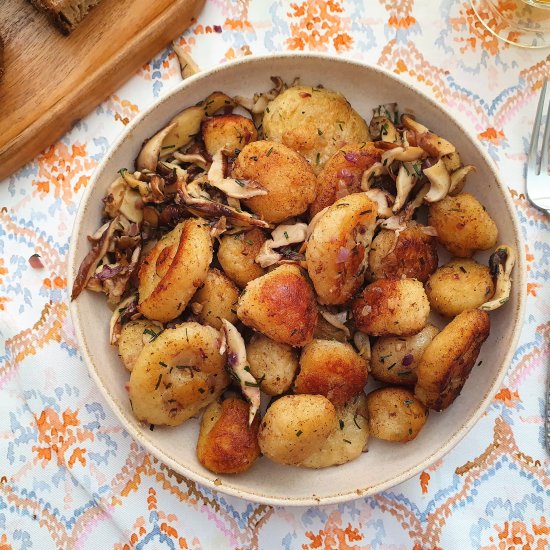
[470,0,550,48]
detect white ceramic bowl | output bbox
[68,53,525,506]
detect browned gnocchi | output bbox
[352,278,430,337]
[309,143,383,218]
[138,219,213,322]
[192,268,239,329]
[201,114,258,157]
[233,140,317,223]
[368,222,438,283]
[366,387,428,442]
[246,334,299,396]
[237,264,318,347]
[217,228,267,289]
[306,193,378,305]
[415,309,490,411]
[300,394,369,468]
[370,324,440,385]
[428,193,498,257]
[295,339,368,406]
[196,397,261,474]
[74,78,515,478]
[425,259,494,317]
[258,394,337,465]
[263,85,371,173]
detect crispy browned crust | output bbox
[295,340,368,406]
[309,142,383,218]
[237,264,318,347]
[368,224,439,283]
[138,219,212,322]
[258,267,318,346]
[415,309,490,411]
[234,140,317,224]
[28,0,101,34]
[196,397,261,474]
[352,278,429,337]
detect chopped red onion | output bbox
[344,151,359,163]
[336,247,350,263]
[402,354,414,366]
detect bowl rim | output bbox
[68,51,526,506]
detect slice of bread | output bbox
[28,0,102,34]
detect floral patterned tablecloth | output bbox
[1,1,549,548]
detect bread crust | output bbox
[28,0,102,34]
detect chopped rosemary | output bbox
[143,328,159,340]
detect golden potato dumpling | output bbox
[138,219,212,322]
[129,323,229,426]
[196,397,261,474]
[193,268,239,329]
[118,320,163,371]
[237,264,318,347]
[306,193,378,305]
[309,143,383,218]
[246,334,299,396]
[415,309,490,411]
[258,394,337,465]
[370,324,440,385]
[368,222,438,283]
[232,140,317,223]
[428,193,498,257]
[352,278,430,337]
[300,394,369,468]
[263,85,370,173]
[201,114,258,157]
[217,228,267,288]
[366,387,428,442]
[425,259,494,317]
[295,340,368,406]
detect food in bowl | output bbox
[72,78,516,476]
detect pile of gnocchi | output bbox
[73,78,515,475]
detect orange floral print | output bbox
[105,94,140,126]
[33,408,93,468]
[0,257,8,311]
[493,387,520,406]
[481,517,549,550]
[286,0,353,52]
[116,488,190,550]
[0,534,12,550]
[33,142,96,203]
[420,471,431,494]
[451,2,518,57]
[302,512,363,549]
[479,127,506,145]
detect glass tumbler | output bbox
[470,0,550,48]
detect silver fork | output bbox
[527,79,550,453]
[527,78,550,212]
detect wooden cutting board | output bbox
[0,0,205,181]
